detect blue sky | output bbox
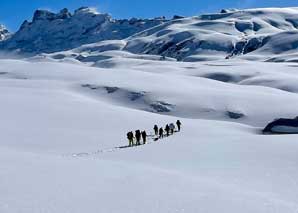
[1,0,298,31]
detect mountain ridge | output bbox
[0,7,168,54]
[2,7,298,63]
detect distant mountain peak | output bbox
[74,6,100,15]
[0,7,167,54]
[32,8,72,22]
[2,6,298,63]
[31,7,103,23]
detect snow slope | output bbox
[1,57,298,212]
[2,59,298,126]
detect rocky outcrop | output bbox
[263,117,298,134]
[32,8,71,22]
[0,25,10,41]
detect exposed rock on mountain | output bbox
[0,7,167,54]
[123,8,298,61]
[2,7,298,63]
[0,25,10,41]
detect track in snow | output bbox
[69,133,179,157]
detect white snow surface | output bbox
[1,56,298,213]
[2,6,298,213]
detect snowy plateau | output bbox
[1,6,298,213]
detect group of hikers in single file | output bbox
[127,120,182,147]
[126,130,147,147]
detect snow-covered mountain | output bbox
[0,24,10,41]
[0,7,167,54]
[123,7,298,62]
[3,6,298,213]
[2,7,298,62]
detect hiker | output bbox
[127,132,130,146]
[176,120,181,131]
[159,127,164,138]
[154,125,159,136]
[135,130,141,145]
[141,131,147,144]
[169,123,175,134]
[127,131,134,147]
[165,124,170,136]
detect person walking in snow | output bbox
[169,123,175,134]
[135,130,141,145]
[127,131,134,147]
[176,120,181,131]
[159,127,164,138]
[154,125,159,136]
[165,124,170,137]
[141,131,147,144]
[127,132,130,146]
